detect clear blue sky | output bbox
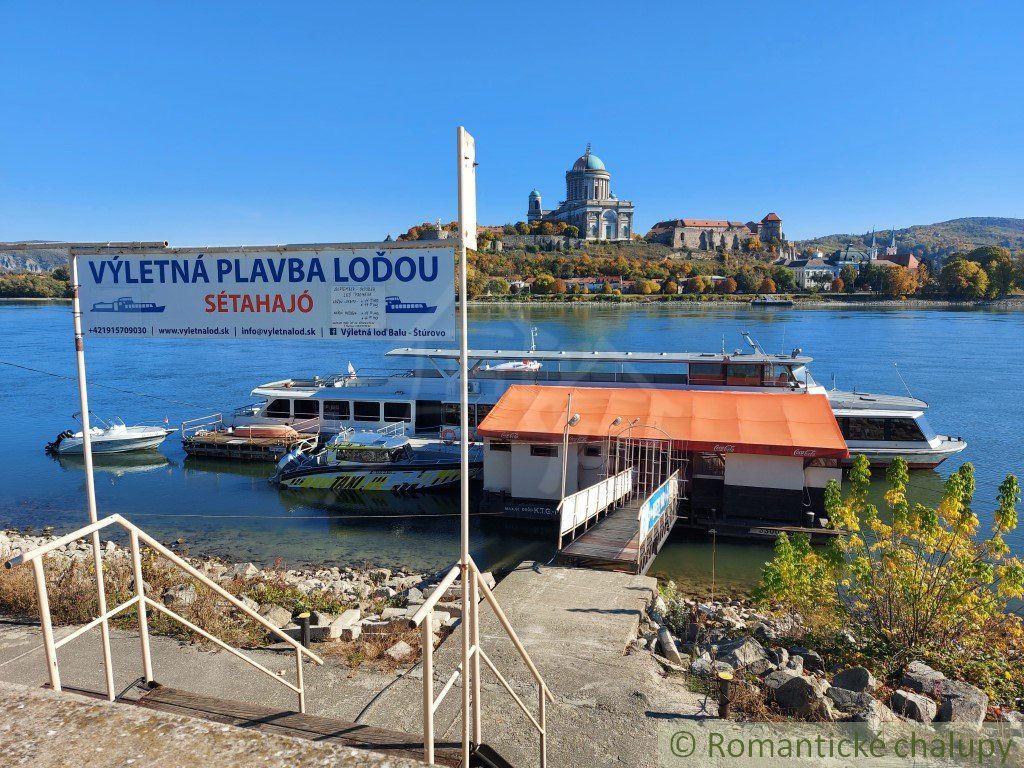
[2,1,1022,244]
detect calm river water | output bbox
[1,301,1021,593]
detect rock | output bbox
[310,610,336,627]
[405,587,424,605]
[826,688,897,732]
[429,611,451,631]
[901,660,946,695]
[258,604,293,629]
[717,637,768,670]
[765,670,827,714]
[337,624,361,642]
[690,653,733,677]
[936,679,988,727]
[788,645,824,672]
[890,689,937,723]
[746,658,776,677]
[435,601,462,618]
[372,586,397,600]
[162,583,197,609]
[786,655,804,674]
[656,626,683,666]
[630,638,647,653]
[237,595,260,613]
[479,571,496,591]
[381,607,410,620]
[768,647,789,667]
[385,640,414,662]
[225,562,260,580]
[832,666,877,693]
[998,710,1024,725]
[327,610,360,639]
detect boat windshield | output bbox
[791,365,816,388]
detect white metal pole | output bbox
[559,392,572,501]
[456,125,472,767]
[70,254,116,701]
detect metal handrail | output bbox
[556,468,633,549]
[5,513,323,713]
[409,557,552,766]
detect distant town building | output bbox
[527,145,635,242]
[786,258,835,289]
[645,213,784,251]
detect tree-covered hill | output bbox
[796,217,1024,261]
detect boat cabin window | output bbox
[383,402,412,423]
[693,452,725,478]
[530,445,558,457]
[293,399,320,419]
[474,404,493,426]
[441,403,492,427]
[442,403,460,426]
[688,363,725,385]
[489,442,511,452]
[583,444,602,457]
[415,400,443,431]
[323,400,350,420]
[726,364,762,387]
[838,416,926,442]
[266,399,291,418]
[764,365,793,386]
[353,401,381,422]
[887,418,927,442]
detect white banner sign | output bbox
[77,246,456,341]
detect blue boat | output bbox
[91,297,166,313]
[385,296,436,314]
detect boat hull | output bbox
[278,462,480,492]
[842,436,967,470]
[57,432,170,455]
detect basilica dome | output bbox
[571,151,606,171]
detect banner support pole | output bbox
[69,253,116,701]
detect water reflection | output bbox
[56,451,174,476]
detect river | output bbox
[1,301,1021,593]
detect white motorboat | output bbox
[46,415,175,455]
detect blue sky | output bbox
[2,1,1022,244]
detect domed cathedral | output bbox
[527,145,636,242]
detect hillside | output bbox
[796,217,1024,261]
[0,245,68,273]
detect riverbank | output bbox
[0,526,484,670]
[469,295,1024,309]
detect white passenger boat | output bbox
[223,338,965,470]
[46,415,174,455]
[271,426,481,492]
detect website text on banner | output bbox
[77,247,456,341]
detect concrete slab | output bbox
[0,680,423,767]
[362,561,713,768]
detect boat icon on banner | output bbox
[384,296,437,314]
[91,297,166,313]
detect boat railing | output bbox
[636,470,681,574]
[409,555,552,766]
[181,412,224,439]
[4,513,323,712]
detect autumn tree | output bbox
[831,277,845,293]
[661,280,678,295]
[882,265,918,298]
[758,277,777,294]
[745,235,763,252]
[941,258,989,300]
[839,265,858,292]
[531,274,556,294]
[716,277,738,294]
[552,278,568,295]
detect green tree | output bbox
[941,258,989,300]
[515,222,530,235]
[839,265,858,291]
[984,253,1016,297]
[565,225,580,238]
[772,266,796,292]
[531,274,556,294]
[485,278,510,295]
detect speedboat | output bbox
[46,415,175,455]
[272,427,481,492]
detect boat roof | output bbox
[827,390,927,411]
[385,347,813,365]
[328,432,408,449]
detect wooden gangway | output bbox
[555,470,681,575]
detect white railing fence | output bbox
[4,514,323,713]
[410,556,553,767]
[636,470,681,573]
[556,468,633,549]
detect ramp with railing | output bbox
[557,470,682,574]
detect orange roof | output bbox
[477,386,848,459]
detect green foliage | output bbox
[941,258,990,300]
[757,455,1024,690]
[0,272,72,298]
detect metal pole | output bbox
[456,125,472,768]
[470,572,481,746]
[560,392,572,501]
[295,646,305,714]
[130,530,154,684]
[422,618,435,764]
[70,254,116,701]
[32,558,61,693]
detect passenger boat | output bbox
[271,426,481,492]
[221,337,964,470]
[46,415,174,455]
[384,296,436,314]
[90,297,166,313]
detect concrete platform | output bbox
[362,561,711,768]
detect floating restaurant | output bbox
[477,385,849,537]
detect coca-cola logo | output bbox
[714,444,735,453]
[794,449,817,457]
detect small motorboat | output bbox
[272,428,481,492]
[750,295,794,307]
[46,414,175,455]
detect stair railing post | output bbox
[470,571,481,746]
[32,558,61,693]
[539,683,547,768]
[295,646,305,714]
[129,530,154,684]
[422,614,435,765]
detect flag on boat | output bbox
[347,362,357,379]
